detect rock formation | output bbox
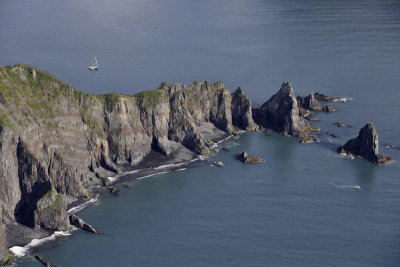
[297,93,336,114]
[231,87,258,131]
[0,64,390,252]
[0,211,7,265]
[337,123,392,165]
[34,255,54,267]
[313,92,340,102]
[252,82,307,136]
[335,122,351,128]
[69,214,99,234]
[213,161,223,167]
[296,93,322,112]
[0,65,257,246]
[238,151,264,164]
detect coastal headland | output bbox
[0,65,392,264]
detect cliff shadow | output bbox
[14,140,51,228]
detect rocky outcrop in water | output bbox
[297,93,336,114]
[297,93,322,112]
[238,151,264,164]
[231,87,258,131]
[252,82,307,136]
[313,92,340,102]
[34,255,54,267]
[335,122,351,128]
[337,123,392,165]
[69,214,99,234]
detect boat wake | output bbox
[329,182,361,191]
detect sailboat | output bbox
[88,56,99,70]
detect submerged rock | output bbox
[337,123,393,165]
[334,121,351,128]
[107,187,120,196]
[69,214,99,234]
[34,255,54,267]
[238,151,264,164]
[213,161,224,167]
[327,132,337,138]
[299,135,317,144]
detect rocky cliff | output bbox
[0,65,257,251]
[337,123,392,165]
[251,81,321,141]
[0,210,6,263]
[0,65,389,260]
[230,87,258,131]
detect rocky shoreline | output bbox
[0,64,393,265]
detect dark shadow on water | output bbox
[348,157,377,193]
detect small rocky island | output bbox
[0,65,393,264]
[238,152,264,164]
[337,123,393,165]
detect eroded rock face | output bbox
[0,65,253,232]
[337,123,392,165]
[253,82,306,136]
[0,210,7,263]
[231,87,258,131]
[33,188,69,231]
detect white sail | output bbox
[88,56,99,70]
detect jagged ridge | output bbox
[0,65,257,240]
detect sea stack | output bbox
[252,82,306,136]
[231,87,258,131]
[337,123,393,165]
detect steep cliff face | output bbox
[252,82,307,136]
[231,87,258,131]
[0,65,256,236]
[337,123,392,165]
[0,210,6,263]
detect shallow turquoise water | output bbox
[1,0,400,266]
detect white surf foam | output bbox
[136,170,170,180]
[334,97,353,103]
[329,182,361,190]
[67,195,98,214]
[10,229,74,257]
[154,157,202,171]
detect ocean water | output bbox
[1,0,400,266]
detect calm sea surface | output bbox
[1,0,400,266]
